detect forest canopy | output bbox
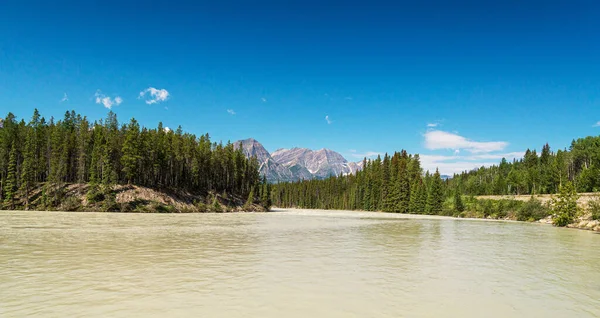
[0,109,264,210]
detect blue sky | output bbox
[1,0,599,174]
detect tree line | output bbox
[0,109,264,210]
[272,151,446,214]
[449,138,600,196]
[272,137,600,218]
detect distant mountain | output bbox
[272,147,363,179]
[234,139,363,183]
[233,139,296,183]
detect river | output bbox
[1,209,599,317]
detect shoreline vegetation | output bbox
[1,183,269,213]
[272,147,600,232]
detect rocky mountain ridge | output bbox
[233,139,363,183]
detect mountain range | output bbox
[233,138,364,183]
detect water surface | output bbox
[1,209,599,317]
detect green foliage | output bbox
[516,197,549,222]
[62,196,82,211]
[102,192,119,212]
[4,144,17,208]
[86,184,105,203]
[260,178,272,211]
[426,169,444,215]
[211,197,223,213]
[244,187,255,211]
[454,190,465,212]
[588,195,600,221]
[0,109,262,211]
[551,182,579,227]
[151,203,176,213]
[196,201,208,212]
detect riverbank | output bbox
[1,183,267,213]
[273,205,600,232]
[476,193,600,232]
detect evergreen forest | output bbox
[0,109,266,211]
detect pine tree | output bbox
[121,118,140,184]
[408,179,420,213]
[4,144,18,209]
[395,151,410,213]
[551,181,579,227]
[260,176,271,210]
[416,179,427,213]
[426,169,444,215]
[21,126,36,210]
[244,186,255,210]
[454,189,464,212]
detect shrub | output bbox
[102,193,120,212]
[551,182,579,227]
[62,196,81,211]
[516,197,549,222]
[211,198,223,213]
[454,191,465,212]
[86,185,104,204]
[153,204,176,213]
[587,196,600,221]
[196,202,208,212]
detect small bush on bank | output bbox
[551,182,580,227]
[211,198,223,212]
[196,201,208,212]
[62,196,81,211]
[587,196,600,221]
[102,192,120,212]
[86,185,104,204]
[516,197,549,222]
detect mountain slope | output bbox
[233,139,295,183]
[272,147,361,179]
[235,139,364,182]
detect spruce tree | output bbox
[454,189,464,212]
[396,152,410,213]
[121,118,140,184]
[21,127,36,210]
[426,169,444,215]
[4,144,17,209]
[416,179,427,213]
[551,181,579,227]
[244,186,255,210]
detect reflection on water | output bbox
[1,209,599,317]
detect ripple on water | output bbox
[1,209,599,318]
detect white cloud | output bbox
[593,121,600,127]
[227,109,236,115]
[164,127,171,132]
[139,87,170,104]
[350,151,381,159]
[325,115,332,124]
[60,93,69,103]
[424,130,508,153]
[94,90,122,109]
[420,152,523,175]
[261,97,267,102]
[427,122,439,128]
